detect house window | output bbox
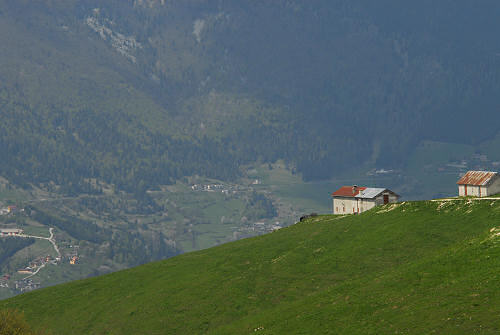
[343,207,345,212]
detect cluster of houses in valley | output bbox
[17,255,60,275]
[14,279,41,293]
[191,180,263,195]
[0,275,40,293]
[191,183,237,195]
[0,228,24,236]
[0,205,19,215]
[0,275,9,288]
[332,170,500,214]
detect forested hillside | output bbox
[1,0,500,192]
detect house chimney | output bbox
[352,185,358,194]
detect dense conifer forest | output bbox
[1,1,499,193]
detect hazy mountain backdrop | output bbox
[2,0,500,191]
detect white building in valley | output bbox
[0,228,24,236]
[457,171,500,197]
[332,186,399,215]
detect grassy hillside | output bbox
[2,199,500,334]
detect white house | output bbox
[332,186,399,215]
[457,171,500,197]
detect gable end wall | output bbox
[333,197,358,214]
[486,177,500,196]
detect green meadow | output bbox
[2,198,500,334]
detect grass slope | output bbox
[2,199,500,334]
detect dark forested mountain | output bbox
[1,0,500,190]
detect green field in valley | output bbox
[2,198,500,334]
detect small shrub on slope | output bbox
[0,309,44,335]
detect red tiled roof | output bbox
[457,171,498,186]
[331,186,367,197]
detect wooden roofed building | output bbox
[457,171,500,197]
[331,186,399,215]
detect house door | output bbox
[465,185,467,196]
[383,194,389,204]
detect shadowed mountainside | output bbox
[1,1,500,192]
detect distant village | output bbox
[442,154,500,173]
[190,179,283,235]
[190,179,261,195]
[0,205,21,216]
[0,229,80,293]
[376,152,499,175]
[0,205,80,294]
